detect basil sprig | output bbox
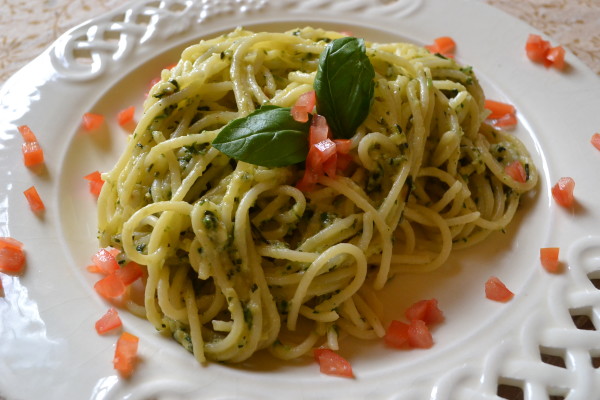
[314,37,375,139]
[211,37,375,166]
[211,106,311,167]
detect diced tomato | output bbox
[540,247,560,273]
[313,348,354,378]
[303,138,337,180]
[87,264,104,274]
[424,44,436,53]
[425,36,456,58]
[407,319,434,349]
[95,308,122,334]
[405,299,445,325]
[525,34,551,63]
[94,273,126,299]
[82,113,105,131]
[433,36,455,54]
[551,177,575,208]
[84,170,104,197]
[309,115,331,146]
[295,173,317,193]
[296,146,321,192]
[18,126,44,168]
[591,133,600,151]
[22,141,45,167]
[116,262,143,285]
[106,247,120,257]
[114,332,139,378]
[18,125,38,143]
[405,302,431,323]
[525,34,566,69]
[0,248,26,275]
[23,186,45,214]
[384,320,410,348]
[484,99,517,128]
[312,142,334,161]
[485,276,514,302]
[333,139,352,154]
[0,237,24,251]
[339,31,354,37]
[322,153,337,178]
[546,46,565,70]
[504,161,527,183]
[291,90,316,123]
[117,106,135,126]
[296,117,333,191]
[492,112,518,128]
[0,238,26,275]
[315,139,338,177]
[336,152,354,173]
[307,119,336,177]
[484,100,515,120]
[290,107,308,124]
[297,116,356,191]
[91,248,120,275]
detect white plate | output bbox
[1,0,600,399]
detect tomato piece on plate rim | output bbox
[23,186,45,214]
[384,320,410,349]
[540,247,561,273]
[407,319,434,349]
[313,348,354,378]
[113,331,139,378]
[95,308,123,335]
[84,170,104,197]
[485,276,514,302]
[82,112,105,131]
[590,133,600,151]
[551,177,575,208]
[405,299,445,325]
[117,106,136,126]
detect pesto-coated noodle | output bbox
[97,27,537,363]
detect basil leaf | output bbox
[211,105,311,167]
[314,37,375,139]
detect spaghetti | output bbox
[97,27,538,363]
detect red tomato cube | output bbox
[313,348,354,378]
[504,161,527,183]
[405,299,445,325]
[540,247,561,273]
[95,308,122,335]
[551,177,575,208]
[94,274,126,299]
[407,319,434,349]
[91,248,120,275]
[485,276,514,302]
[0,237,26,275]
[591,133,600,151]
[117,106,135,126]
[23,186,45,214]
[525,34,551,63]
[384,320,410,348]
[114,332,139,378]
[82,113,105,131]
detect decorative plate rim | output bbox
[1,0,600,399]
